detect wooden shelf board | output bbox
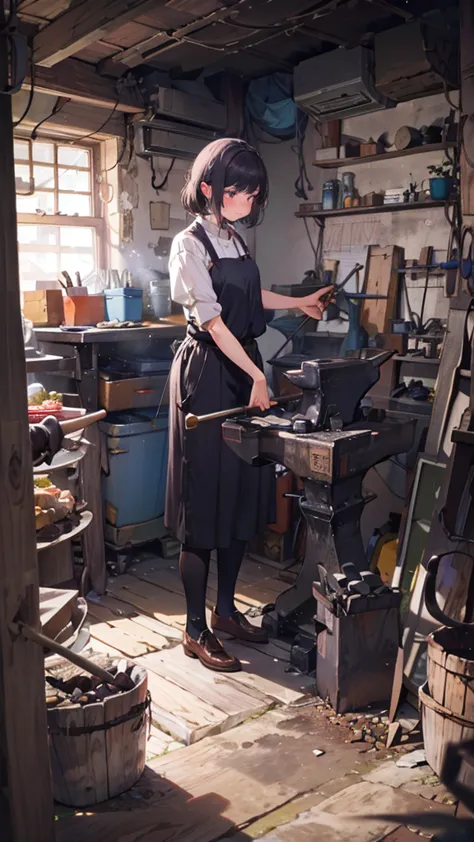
[312,142,456,169]
[296,200,449,220]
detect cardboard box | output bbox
[23,290,64,326]
[63,293,104,326]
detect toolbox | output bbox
[99,368,170,412]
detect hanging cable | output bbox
[70,97,120,143]
[150,156,175,192]
[30,96,71,140]
[13,39,34,127]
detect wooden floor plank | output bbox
[89,615,169,654]
[89,620,154,657]
[138,648,271,727]
[223,640,314,704]
[87,594,183,640]
[107,576,188,628]
[144,668,227,745]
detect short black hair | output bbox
[181,137,268,227]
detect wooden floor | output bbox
[86,554,314,749]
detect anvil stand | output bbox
[262,468,374,673]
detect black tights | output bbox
[179,539,246,640]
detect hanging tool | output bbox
[271,264,362,361]
[185,393,301,430]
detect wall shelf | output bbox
[312,142,456,169]
[295,200,449,220]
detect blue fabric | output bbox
[246,73,297,138]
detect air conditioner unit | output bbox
[294,46,395,122]
[135,118,222,160]
[150,87,227,132]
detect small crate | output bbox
[23,290,64,326]
[63,293,105,326]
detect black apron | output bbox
[165,221,273,550]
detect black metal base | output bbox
[289,632,316,675]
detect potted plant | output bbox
[426,160,455,201]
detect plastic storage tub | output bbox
[100,409,168,527]
[104,288,143,323]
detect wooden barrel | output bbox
[421,626,474,776]
[47,664,148,807]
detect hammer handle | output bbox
[60,409,106,435]
[185,393,300,430]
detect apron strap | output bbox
[188,221,221,267]
[230,228,251,258]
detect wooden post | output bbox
[0,12,54,840]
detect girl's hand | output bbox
[299,285,335,320]
[249,374,271,412]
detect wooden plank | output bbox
[82,701,108,805]
[87,593,183,640]
[295,200,449,219]
[80,424,107,594]
[312,142,456,169]
[361,245,404,337]
[223,640,314,704]
[23,59,143,113]
[34,0,158,66]
[138,648,271,726]
[88,608,169,651]
[89,619,154,657]
[0,25,54,839]
[145,668,227,745]
[107,574,188,628]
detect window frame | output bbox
[15,136,106,273]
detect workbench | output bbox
[34,319,187,594]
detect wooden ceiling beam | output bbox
[24,59,144,113]
[33,0,159,67]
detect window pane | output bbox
[58,167,90,192]
[58,193,91,215]
[15,164,31,189]
[19,251,58,281]
[14,140,29,160]
[60,227,94,247]
[58,146,89,167]
[34,164,55,190]
[60,253,94,281]
[33,142,54,163]
[17,192,55,214]
[18,224,57,246]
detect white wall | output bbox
[256,92,457,323]
[117,153,189,283]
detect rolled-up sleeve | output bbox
[169,235,222,328]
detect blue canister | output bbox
[104,287,143,322]
[322,180,341,210]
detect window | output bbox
[15,138,103,289]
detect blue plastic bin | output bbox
[104,288,143,322]
[100,408,168,527]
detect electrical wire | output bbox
[13,40,34,127]
[70,98,120,143]
[30,96,71,140]
[150,156,175,191]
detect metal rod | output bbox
[16,622,133,691]
[185,392,301,430]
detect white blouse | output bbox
[169,215,246,328]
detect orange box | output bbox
[23,290,64,326]
[63,294,105,326]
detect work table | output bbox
[34,318,187,346]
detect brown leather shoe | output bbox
[211,609,269,644]
[182,629,242,672]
